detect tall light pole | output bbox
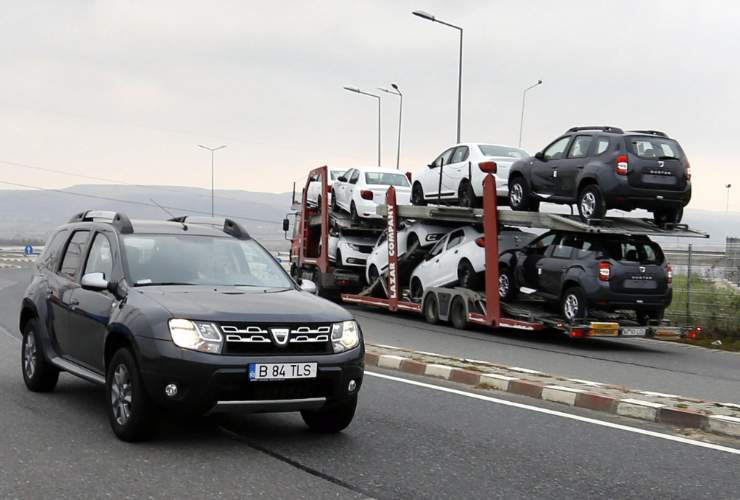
[198,144,226,216]
[413,10,463,143]
[379,83,403,169]
[726,184,732,213]
[518,79,543,148]
[344,86,382,166]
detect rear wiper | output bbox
[658,156,677,160]
[134,282,196,287]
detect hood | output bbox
[340,234,377,245]
[133,286,353,323]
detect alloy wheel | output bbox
[510,183,523,207]
[499,273,510,299]
[580,192,596,218]
[24,332,37,379]
[111,364,133,426]
[563,294,579,320]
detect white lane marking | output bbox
[365,371,740,456]
[0,324,20,342]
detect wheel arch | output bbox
[104,325,140,372]
[19,299,39,334]
[577,176,599,194]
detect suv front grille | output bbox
[219,323,334,355]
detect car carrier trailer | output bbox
[340,172,707,339]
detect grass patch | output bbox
[667,274,740,339]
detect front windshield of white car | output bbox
[364,172,410,186]
[478,145,528,158]
[122,234,294,288]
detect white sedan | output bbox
[409,226,537,299]
[327,233,376,268]
[364,221,449,284]
[306,168,345,207]
[332,166,412,220]
[411,143,528,207]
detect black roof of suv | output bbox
[20,211,364,441]
[508,126,692,226]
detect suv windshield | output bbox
[478,145,528,158]
[628,137,683,159]
[122,234,294,288]
[365,172,410,186]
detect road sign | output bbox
[24,244,33,256]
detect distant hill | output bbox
[0,184,294,250]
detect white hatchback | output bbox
[332,166,412,220]
[327,233,376,268]
[306,168,346,207]
[409,226,537,299]
[411,143,528,207]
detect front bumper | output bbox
[136,338,365,414]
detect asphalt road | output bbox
[1,267,739,498]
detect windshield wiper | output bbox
[658,156,677,160]
[134,282,196,287]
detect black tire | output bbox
[653,207,683,226]
[458,180,480,208]
[561,286,588,324]
[498,266,515,302]
[368,265,380,285]
[637,308,664,326]
[423,294,439,325]
[410,277,424,301]
[336,249,343,268]
[406,233,420,254]
[21,319,59,392]
[350,202,359,223]
[577,184,606,222]
[301,395,357,433]
[106,348,156,442]
[449,296,468,330]
[412,182,426,206]
[331,190,338,212]
[458,260,478,290]
[508,176,539,212]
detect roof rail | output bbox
[68,210,133,234]
[628,130,668,137]
[566,126,624,134]
[167,215,250,240]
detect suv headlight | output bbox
[331,320,360,353]
[168,319,223,354]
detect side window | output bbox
[543,137,571,160]
[59,230,90,279]
[340,168,353,181]
[445,230,465,250]
[39,230,69,271]
[450,146,469,163]
[567,135,593,159]
[435,147,456,167]
[84,233,114,280]
[575,236,598,259]
[376,232,387,247]
[529,233,557,256]
[349,170,360,184]
[594,137,610,155]
[551,234,580,259]
[428,237,446,258]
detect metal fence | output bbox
[663,238,740,337]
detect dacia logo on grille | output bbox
[270,328,290,346]
[657,160,664,168]
[640,266,646,273]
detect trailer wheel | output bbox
[449,296,468,330]
[423,294,439,325]
[561,287,588,323]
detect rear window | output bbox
[365,172,410,186]
[628,137,683,159]
[601,239,664,264]
[478,145,528,159]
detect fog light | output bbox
[348,379,357,392]
[165,383,178,397]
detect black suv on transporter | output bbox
[20,211,364,441]
[508,127,691,225]
[498,230,672,325]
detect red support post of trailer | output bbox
[483,174,501,326]
[386,186,400,311]
[301,165,330,273]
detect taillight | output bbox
[667,263,672,284]
[685,160,691,181]
[616,155,629,175]
[475,237,486,247]
[478,161,497,173]
[598,261,611,281]
[360,190,373,200]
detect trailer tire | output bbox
[561,286,588,324]
[423,294,439,325]
[449,296,468,330]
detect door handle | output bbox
[577,165,584,169]
[454,250,459,254]
[435,259,440,264]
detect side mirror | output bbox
[282,218,290,232]
[81,272,108,291]
[534,151,545,161]
[337,176,347,182]
[427,163,436,169]
[300,279,317,294]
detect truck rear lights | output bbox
[475,237,486,247]
[360,190,374,200]
[667,263,672,283]
[479,161,497,173]
[598,261,611,281]
[616,155,629,175]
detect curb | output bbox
[364,348,740,440]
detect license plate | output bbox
[621,327,647,337]
[248,362,317,381]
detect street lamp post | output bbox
[413,10,463,143]
[726,184,732,213]
[197,144,227,216]
[518,80,543,148]
[379,83,403,169]
[344,86,382,166]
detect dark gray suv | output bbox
[19,211,364,441]
[508,127,691,225]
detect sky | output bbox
[1,0,739,212]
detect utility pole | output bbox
[198,144,227,216]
